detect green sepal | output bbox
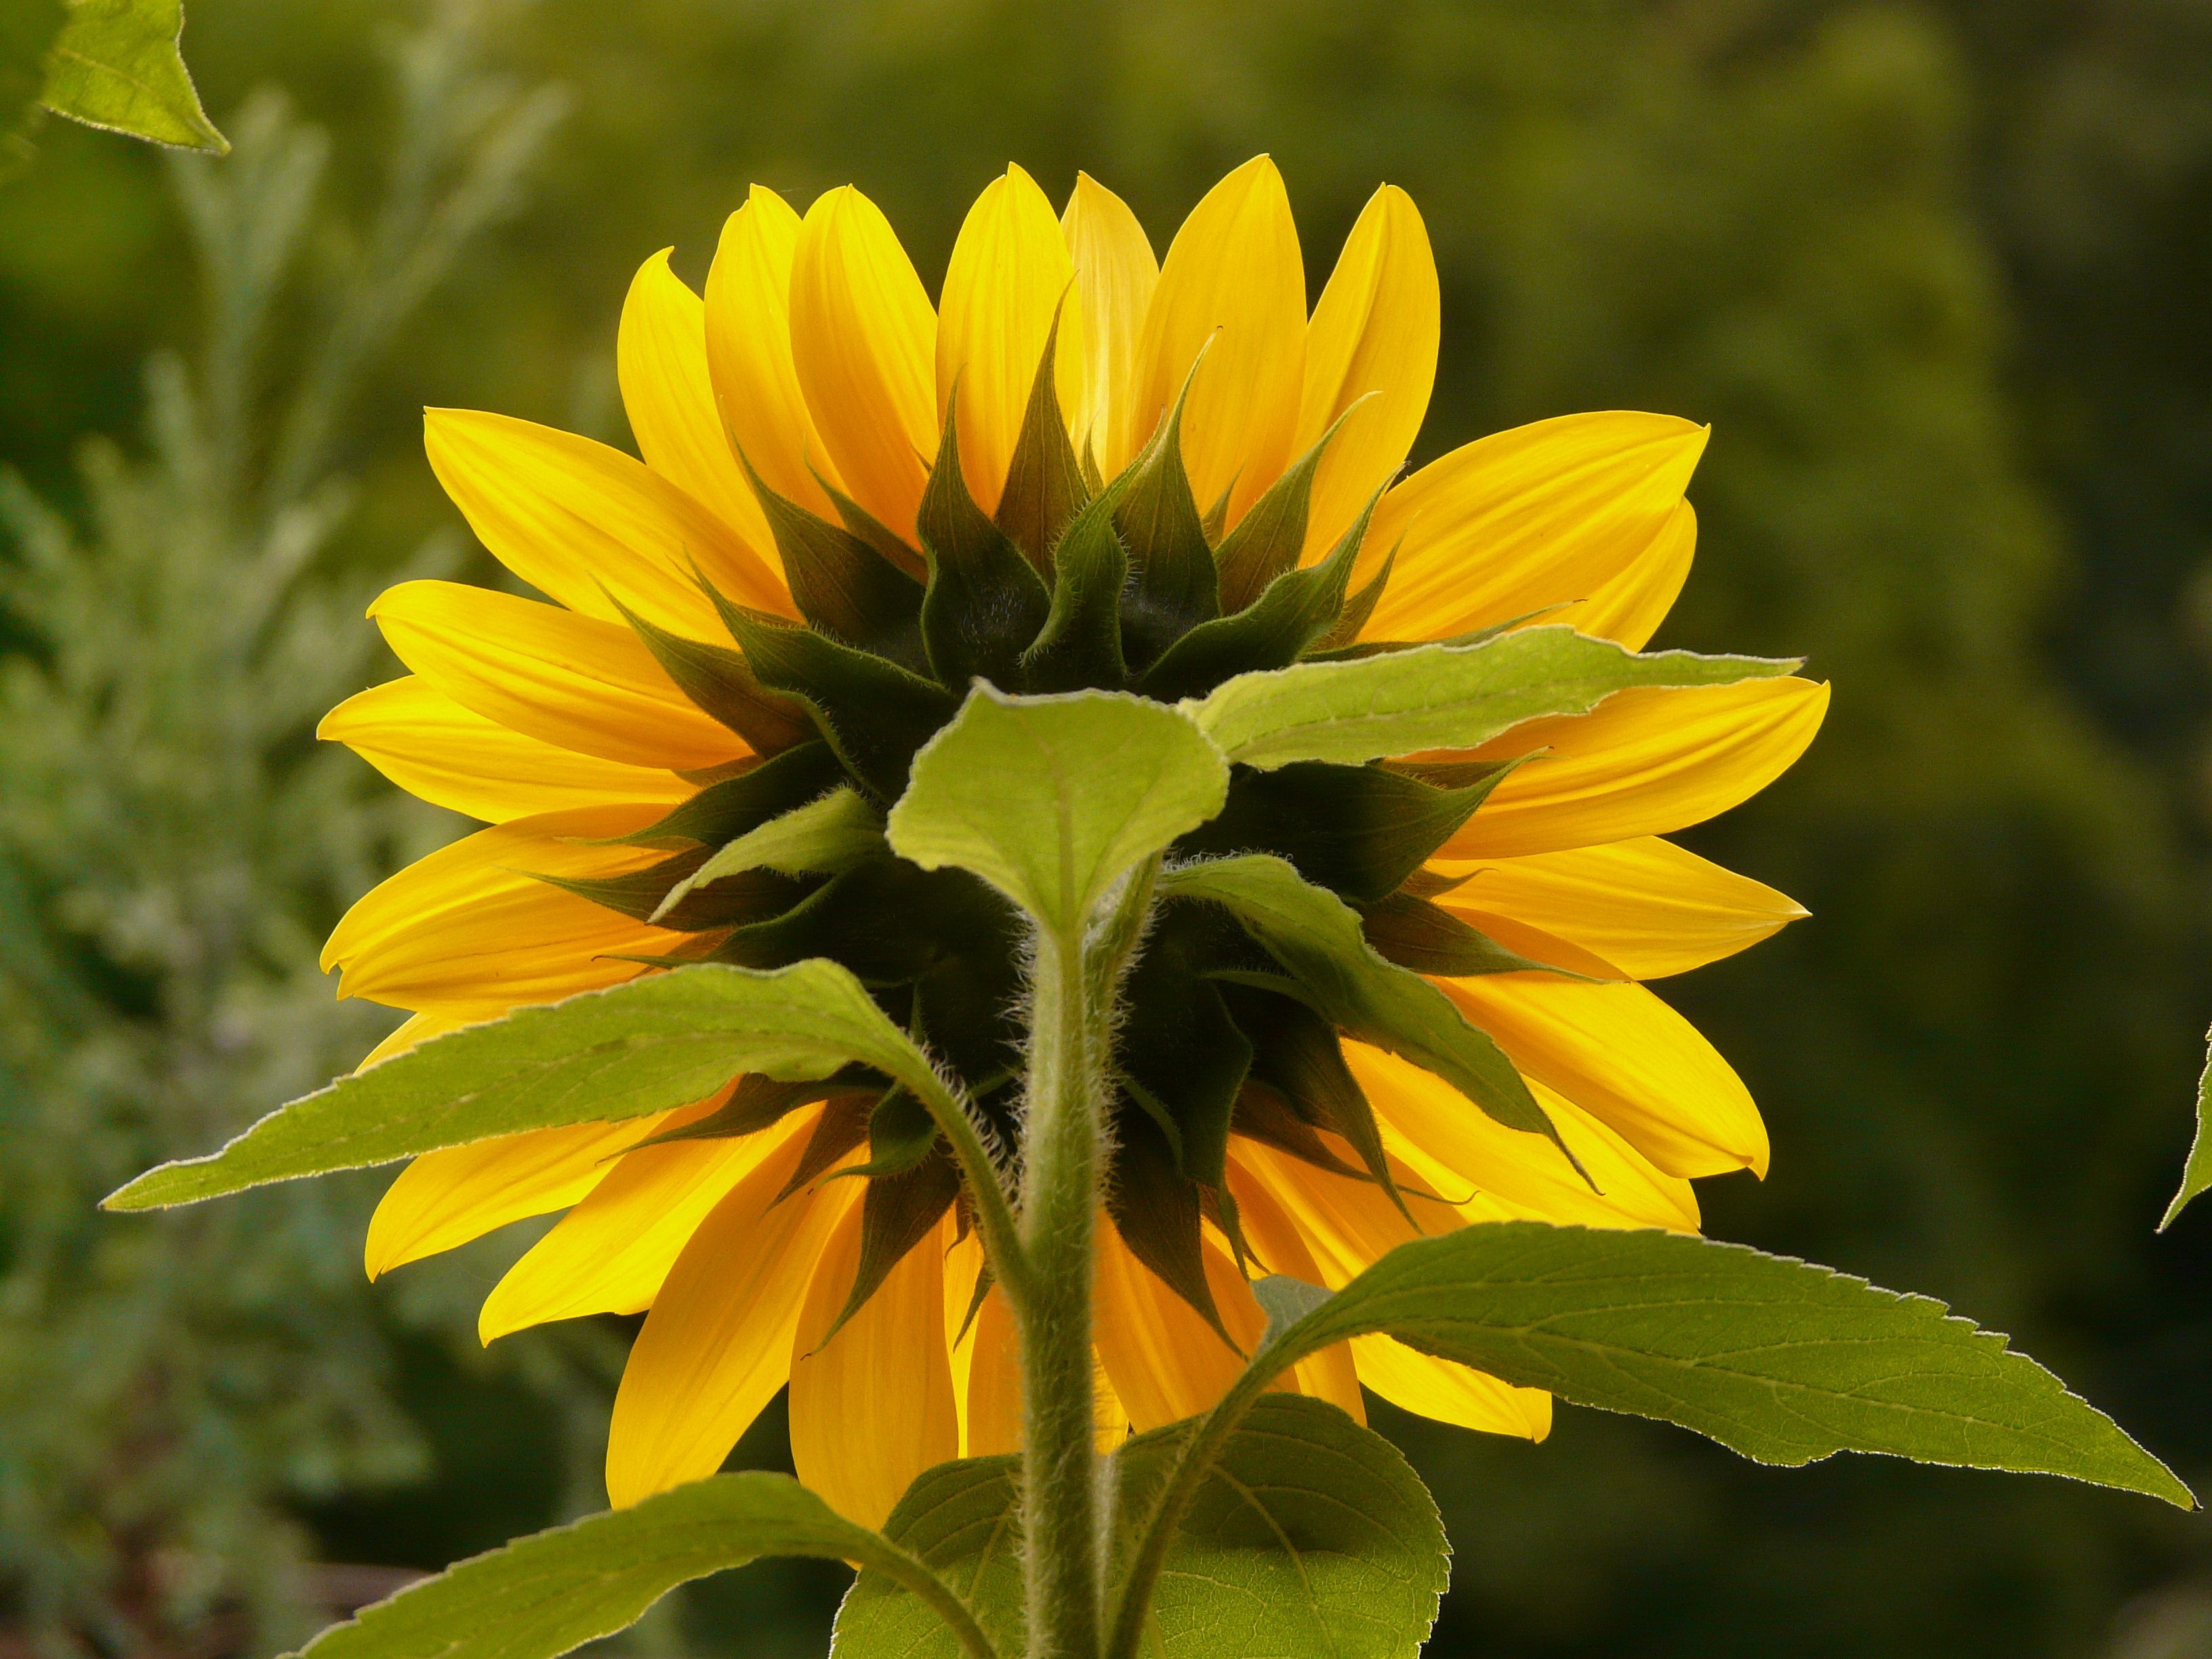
[1360,890,1588,978]
[1117,904,1254,1190]
[917,393,1052,691]
[738,453,929,668]
[1160,855,1587,1185]
[820,474,930,581]
[532,848,814,933]
[1209,403,1361,614]
[1137,486,1377,703]
[1109,1103,1235,1345]
[1311,544,1397,654]
[1176,758,1502,903]
[612,597,816,756]
[1111,366,1220,671]
[717,857,1020,993]
[653,787,885,923]
[628,1071,874,1151]
[777,1094,876,1203]
[723,610,958,800]
[1021,489,1130,693]
[1221,982,1408,1219]
[1229,1080,1370,1183]
[607,741,842,848]
[993,301,1088,573]
[819,1146,962,1346]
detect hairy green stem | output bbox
[1015,860,1157,1659]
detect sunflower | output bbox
[318,157,1827,1529]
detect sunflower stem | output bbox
[1015,859,1155,1659]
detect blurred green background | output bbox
[3,1,2209,1654]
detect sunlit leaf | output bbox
[41,0,226,153]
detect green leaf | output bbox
[102,962,959,1211]
[1160,854,1580,1174]
[1252,1223,2196,1506]
[834,1458,1026,1659]
[1188,624,1798,771]
[918,394,1052,690]
[837,1397,1447,1659]
[651,787,884,922]
[1360,890,1584,978]
[610,743,842,848]
[887,684,1229,935]
[41,0,226,152]
[2160,1022,2212,1229]
[1115,1395,1448,1659]
[290,1472,994,1659]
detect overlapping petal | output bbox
[1431,836,1807,979]
[705,185,845,524]
[788,1207,960,1528]
[617,249,772,553]
[1361,412,1706,642]
[369,581,747,773]
[1296,184,1439,559]
[605,1129,861,1509]
[479,1104,811,1341]
[1440,678,1831,859]
[319,676,691,823]
[320,804,690,1016]
[937,163,1078,513]
[1553,498,1696,650]
[1126,155,1306,527]
[424,407,787,632]
[1059,173,1158,476]
[1439,976,1768,1179]
[790,186,939,539]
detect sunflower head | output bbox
[586,258,1499,1335]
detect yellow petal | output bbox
[478,1104,813,1341]
[369,580,748,773]
[959,1281,1024,1459]
[320,804,690,1016]
[1553,498,1696,651]
[1431,836,1807,980]
[1361,412,1706,640]
[1349,1336,1552,1440]
[790,185,938,539]
[1343,1040,1700,1232]
[1440,678,1830,859]
[424,407,787,633]
[1439,976,1767,1179]
[705,185,845,523]
[319,676,692,823]
[937,163,1078,514]
[1233,1144,1547,1438]
[788,1206,960,1528]
[617,249,772,553]
[1125,156,1306,527]
[366,1115,674,1280]
[1295,184,1439,558]
[605,1129,860,1508]
[1093,1223,1282,1433]
[1223,1158,1364,1422]
[354,1008,470,1070]
[1059,172,1158,476]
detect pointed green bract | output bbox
[1249,1225,2195,1504]
[1188,625,1799,771]
[918,396,1052,689]
[2160,1024,2212,1229]
[102,963,958,1211]
[1021,489,1128,692]
[888,686,1228,935]
[1160,855,1579,1172]
[651,786,883,922]
[287,1473,994,1659]
[41,0,226,153]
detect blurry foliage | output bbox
[1,1,2209,1657]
